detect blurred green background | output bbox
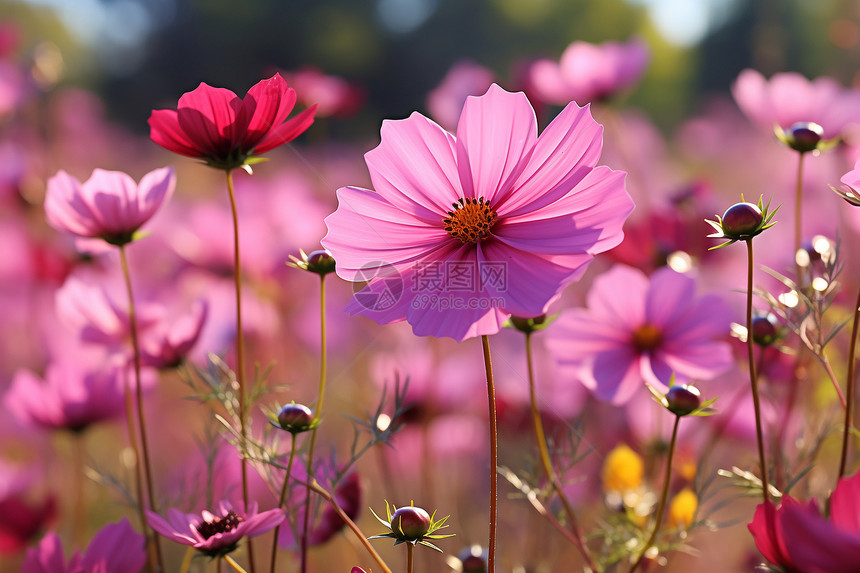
[3,0,859,136]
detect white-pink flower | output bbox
[322,84,633,341]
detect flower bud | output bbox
[720,203,763,238]
[751,314,779,347]
[305,249,336,276]
[277,403,314,433]
[390,506,431,540]
[665,385,701,416]
[784,121,824,153]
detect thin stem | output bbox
[225,170,255,573]
[794,151,805,282]
[179,547,194,573]
[73,433,86,548]
[226,555,250,573]
[629,416,680,573]
[818,355,848,409]
[121,362,150,573]
[308,481,393,573]
[481,335,498,573]
[301,275,329,573]
[407,543,414,573]
[269,433,298,573]
[839,286,860,479]
[217,555,223,573]
[524,333,596,570]
[745,239,769,506]
[119,245,164,572]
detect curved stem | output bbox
[308,481,393,573]
[120,245,164,572]
[225,170,255,573]
[818,355,848,409]
[407,542,414,573]
[301,275,329,573]
[794,151,805,282]
[481,335,498,573]
[745,239,769,505]
[839,286,860,479]
[629,415,680,573]
[524,333,596,570]
[270,433,298,573]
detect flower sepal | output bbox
[774,121,840,154]
[505,314,558,334]
[647,379,717,417]
[368,501,454,552]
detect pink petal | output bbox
[494,100,604,217]
[322,186,449,279]
[644,267,696,327]
[253,104,317,154]
[547,309,632,357]
[455,84,536,205]
[80,519,146,573]
[240,508,285,537]
[136,166,176,226]
[176,83,243,158]
[830,471,860,534]
[80,169,140,236]
[44,171,100,237]
[584,347,641,404]
[241,74,298,149]
[146,509,197,545]
[527,59,571,106]
[657,341,733,381]
[365,112,463,221]
[148,109,204,158]
[781,497,860,571]
[584,265,648,331]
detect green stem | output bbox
[225,170,255,573]
[794,151,805,283]
[745,239,769,505]
[839,286,860,479]
[524,333,596,570]
[269,434,297,573]
[308,481,393,573]
[629,416,680,573]
[481,335,498,573]
[301,275,329,573]
[407,542,414,573]
[119,245,164,573]
[226,555,250,573]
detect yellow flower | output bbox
[602,444,644,493]
[668,488,698,528]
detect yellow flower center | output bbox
[668,488,698,529]
[632,323,662,352]
[443,197,497,244]
[602,443,644,493]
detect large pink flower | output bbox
[149,73,317,170]
[732,69,860,139]
[545,264,733,404]
[22,519,146,573]
[749,471,860,572]
[528,38,649,105]
[147,501,284,557]
[44,167,175,246]
[322,84,633,341]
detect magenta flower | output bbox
[140,300,208,369]
[322,84,633,341]
[147,501,284,557]
[282,66,364,118]
[732,69,860,139]
[545,265,733,404]
[528,38,649,105]
[22,519,146,573]
[749,471,860,572]
[4,362,125,432]
[44,167,175,247]
[149,73,317,170]
[0,463,56,555]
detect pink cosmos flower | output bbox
[4,362,125,432]
[749,470,860,572]
[732,69,860,139]
[545,265,733,404]
[528,38,649,105]
[148,73,317,170]
[282,66,364,118]
[322,84,633,341]
[0,463,56,555]
[147,501,284,557]
[44,167,175,246]
[140,299,208,369]
[22,519,146,573]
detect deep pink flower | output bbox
[147,501,284,557]
[0,463,56,555]
[322,84,633,341]
[528,38,649,105]
[4,362,125,432]
[732,69,860,139]
[282,66,364,118]
[22,519,146,573]
[149,73,317,170]
[545,265,733,404]
[44,167,175,246]
[749,471,860,572]
[140,300,208,369]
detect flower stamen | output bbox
[632,323,662,352]
[443,197,497,244]
[197,511,243,540]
